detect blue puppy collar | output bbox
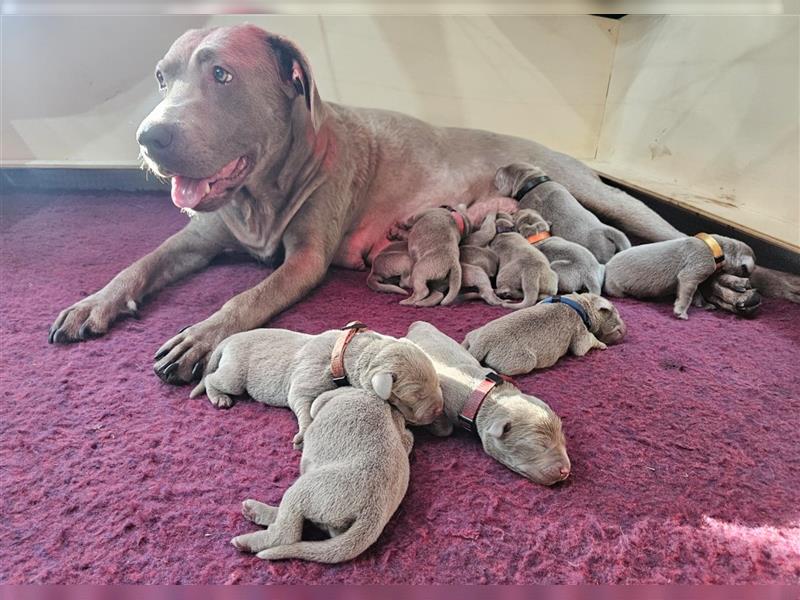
[539,296,592,330]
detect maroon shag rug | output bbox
[1,192,799,584]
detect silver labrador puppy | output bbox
[49,24,779,385]
[231,387,413,563]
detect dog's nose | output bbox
[137,122,174,151]
[559,466,570,479]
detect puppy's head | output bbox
[715,235,756,278]
[137,24,323,212]
[368,341,444,425]
[494,163,547,198]
[480,391,570,486]
[513,208,550,237]
[574,293,627,345]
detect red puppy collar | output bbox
[458,372,503,433]
[440,205,468,237]
[330,321,369,386]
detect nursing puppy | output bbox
[463,293,626,375]
[400,204,471,307]
[405,321,570,486]
[190,327,443,446]
[491,212,558,309]
[367,241,412,295]
[604,234,756,319]
[231,387,412,563]
[514,209,604,295]
[495,163,630,264]
[459,245,504,306]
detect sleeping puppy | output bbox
[190,327,443,446]
[490,212,558,309]
[604,234,756,319]
[495,163,630,263]
[231,387,412,563]
[405,321,570,486]
[463,293,626,375]
[367,241,412,295]
[400,205,471,307]
[514,209,604,294]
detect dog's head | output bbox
[715,235,756,278]
[494,163,547,198]
[368,341,444,426]
[574,293,627,345]
[137,24,323,212]
[513,208,550,237]
[480,390,571,486]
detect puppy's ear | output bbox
[371,371,394,400]
[267,35,323,132]
[591,294,614,313]
[487,418,512,439]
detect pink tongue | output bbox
[169,157,242,209]
[171,176,210,209]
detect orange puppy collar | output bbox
[695,233,725,270]
[526,231,551,245]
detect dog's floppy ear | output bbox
[267,34,323,132]
[371,371,394,401]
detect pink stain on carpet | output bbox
[1,192,799,584]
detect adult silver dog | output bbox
[48,24,798,384]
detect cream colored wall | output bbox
[591,15,799,249]
[0,14,618,166]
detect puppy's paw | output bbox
[241,499,278,526]
[208,392,233,409]
[292,432,305,450]
[674,310,689,320]
[598,342,608,350]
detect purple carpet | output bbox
[1,192,799,584]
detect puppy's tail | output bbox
[256,510,383,564]
[366,274,409,296]
[604,225,631,254]
[501,269,541,310]
[189,342,225,399]
[440,263,463,306]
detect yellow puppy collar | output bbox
[695,233,725,270]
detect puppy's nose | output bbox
[137,122,174,151]
[559,466,570,479]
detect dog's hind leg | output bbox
[242,499,280,526]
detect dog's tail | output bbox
[440,263,463,306]
[366,273,409,296]
[501,269,541,310]
[189,342,226,399]
[256,509,384,564]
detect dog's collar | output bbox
[526,231,551,245]
[458,371,504,434]
[496,223,515,234]
[513,175,551,201]
[695,233,725,270]
[440,205,469,237]
[330,321,369,386]
[539,295,592,330]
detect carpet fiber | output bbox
[1,192,799,584]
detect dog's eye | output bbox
[213,66,233,84]
[155,70,166,91]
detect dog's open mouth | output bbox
[170,156,250,210]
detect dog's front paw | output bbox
[701,273,761,316]
[292,431,305,450]
[153,317,231,385]
[49,293,138,344]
